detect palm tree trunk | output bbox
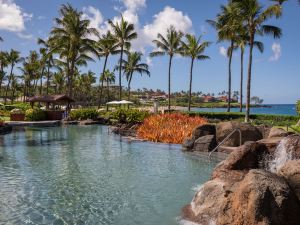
[188,58,194,112]
[240,48,244,113]
[4,63,14,104]
[118,45,124,101]
[107,80,110,102]
[40,67,45,95]
[245,36,254,122]
[23,81,26,102]
[98,55,108,108]
[227,41,234,112]
[128,73,133,101]
[168,55,173,111]
[46,62,50,95]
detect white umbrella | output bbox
[119,100,134,104]
[106,101,121,105]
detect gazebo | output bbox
[27,94,74,120]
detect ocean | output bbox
[192,104,298,116]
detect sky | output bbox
[0,0,299,104]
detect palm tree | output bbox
[49,4,98,98]
[38,38,55,95]
[97,31,118,107]
[0,51,8,94]
[207,3,242,112]
[100,70,115,102]
[181,34,211,111]
[233,0,282,122]
[108,16,137,100]
[150,26,183,110]
[234,34,264,112]
[4,49,22,104]
[116,52,150,101]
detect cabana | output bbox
[27,94,74,120]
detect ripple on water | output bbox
[0,126,216,225]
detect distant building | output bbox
[203,96,216,103]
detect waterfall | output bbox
[267,137,293,173]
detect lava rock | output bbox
[216,121,263,147]
[192,124,216,140]
[194,135,217,152]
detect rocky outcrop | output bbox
[192,124,216,140]
[111,123,139,137]
[182,138,300,225]
[182,138,195,151]
[194,135,217,152]
[268,127,290,138]
[216,121,263,147]
[278,160,300,201]
[182,124,217,152]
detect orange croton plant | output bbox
[137,113,207,144]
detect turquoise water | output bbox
[192,104,297,115]
[0,126,216,225]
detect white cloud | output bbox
[38,16,46,20]
[269,42,281,62]
[122,0,146,13]
[81,2,193,53]
[0,0,32,32]
[17,32,34,40]
[82,6,104,30]
[146,56,152,67]
[219,46,227,57]
[142,6,193,46]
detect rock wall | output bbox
[182,136,300,225]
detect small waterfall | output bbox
[267,137,293,173]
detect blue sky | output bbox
[0,0,299,103]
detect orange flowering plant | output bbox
[137,113,207,144]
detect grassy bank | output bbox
[186,111,299,126]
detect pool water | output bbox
[0,126,216,225]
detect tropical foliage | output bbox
[137,113,208,144]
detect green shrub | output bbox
[186,112,300,126]
[25,109,47,121]
[110,109,150,123]
[69,108,99,120]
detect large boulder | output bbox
[216,121,263,147]
[213,142,268,175]
[268,127,290,139]
[192,124,216,140]
[218,170,300,225]
[194,135,217,152]
[183,170,300,225]
[182,138,195,151]
[278,160,300,201]
[281,135,300,159]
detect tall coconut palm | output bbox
[53,72,65,94]
[0,51,8,94]
[38,38,54,95]
[234,34,264,112]
[233,0,282,122]
[108,16,137,101]
[49,4,98,98]
[150,26,183,110]
[181,34,211,111]
[207,3,242,112]
[116,52,150,101]
[100,69,115,102]
[97,31,119,107]
[4,49,22,104]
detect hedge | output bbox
[69,108,99,120]
[25,109,47,121]
[186,111,300,126]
